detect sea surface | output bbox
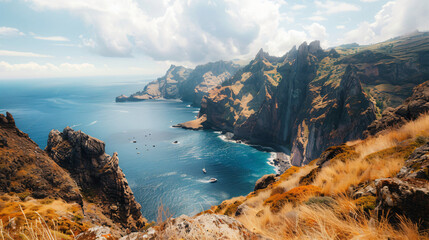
[0,77,275,221]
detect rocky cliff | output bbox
[180,32,429,166]
[365,80,429,136]
[0,112,82,203]
[116,65,191,102]
[179,61,241,106]
[0,113,148,238]
[116,61,240,106]
[46,127,146,232]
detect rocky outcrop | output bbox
[0,112,82,203]
[116,65,192,102]
[397,141,429,179]
[375,142,429,228]
[179,33,429,166]
[375,178,428,228]
[124,214,269,240]
[254,174,278,191]
[75,226,115,240]
[172,114,207,130]
[46,127,146,232]
[365,80,429,136]
[116,61,240,106]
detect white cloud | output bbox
[0,61,94,78]
[0,50,52,58]
[336,25,345,29]
[0,27,25,37]
[34,35,69,41]
[305,23,328,40]
[55,43,75,47]
[308,16,327,21]
[25,0,289,62]
[264,23,329,57]
[0,60,163,79]
[342,0,429,45]
[315,1,360,14]
[266,29,307,56]
[304,23,329,48]
[291,4,306,10]
[360,0,380,2]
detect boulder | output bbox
[396,141,429,180]
[254,174,278,191]
[147,214,270,239]
[375,178,429,228]
[76,226,115,240]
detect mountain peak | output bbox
[168,64,177,70]
[255,48,268,61]
[308,40,322,54]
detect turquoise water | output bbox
[0,78,274,221]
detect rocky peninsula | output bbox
[116,61,240,107]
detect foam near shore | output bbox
[216,131,292,174]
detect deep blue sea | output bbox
[0,77,274,221]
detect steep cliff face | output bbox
[116,65,192,102]
[45,127,146,232]
[0,112,82,203]
[116,61,240,106]
[179,61,241,106]
[190,32,429,166]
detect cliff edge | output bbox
[46,127,147,232]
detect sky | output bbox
[0,0,428,79]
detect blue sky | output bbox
[0,0,428,79]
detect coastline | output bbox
[215,131,292,174]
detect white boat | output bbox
[202,168,207,174]
[209,178,217,183]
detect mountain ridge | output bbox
[178,32,429,167]
[116,60,240,107]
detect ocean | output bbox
[0,77,275,221]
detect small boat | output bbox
[132,140,137,143]
[202,168,207,174]
[209,178,217,183]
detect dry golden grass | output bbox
[0,205,71,240]
[236,196,428,240]
[313,114,429,195]
[354,113,429,157]
[222,114,429,239]
[0,194,87,240]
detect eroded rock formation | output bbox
[46,127,146,232]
